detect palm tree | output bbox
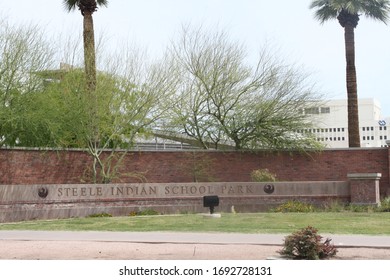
[310,0,390,147]
[63,1,108,183]
[63,0,108,93]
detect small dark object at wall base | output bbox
[203,195,219,214]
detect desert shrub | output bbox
[272,200,316,213]
[323,200,378,213]
[346,203,373,212]
[278,226,337,260]
[375,197,390,212]
[129,209,159,216]
[250,169,276,182]
[87,212,112,218]
[322,200,346,212]
[138,209,159,216]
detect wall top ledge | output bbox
[347,173,382,180]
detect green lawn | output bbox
[1,212,390,235]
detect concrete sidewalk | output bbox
[1,231,390,248]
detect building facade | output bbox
[303,99,389,148]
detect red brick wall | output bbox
[1,148,389,195]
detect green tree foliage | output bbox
[1,19,326,182]
[0,17,176,183]
[165,27,323,151]
[0,19,55,146]
[38,56,175,183]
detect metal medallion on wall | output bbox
[38,187,49,199]
[263,184,275,194]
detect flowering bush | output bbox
[278,226,337,260]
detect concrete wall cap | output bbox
[347,173,382,180]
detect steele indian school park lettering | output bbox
[56,184,255,198]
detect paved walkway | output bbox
[1,231,390,248]
[1,231,390,259]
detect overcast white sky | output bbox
[2,0,390,116]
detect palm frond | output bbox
[63,0,109,12]
[362,0,390,23]
[310,0,390,23]
[63,0,79,12]
[341,0,363,14]
[310,0,339,23]
[97,0,109,7]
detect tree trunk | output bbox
[83,12,99,153]
[83,12,97,93]
[344,25,360,147]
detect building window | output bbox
[305,107,320,115]
[363,127,366,131]
[363,136,366,140]
[342,137,345,141]
[321,107,330,114]
[371,136,374,140]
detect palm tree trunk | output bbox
[83,12,97,93]
[344,25,360,147]
[83,11,99,180]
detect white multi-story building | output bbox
[302,98,389,148]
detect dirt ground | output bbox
[1,240,389,260]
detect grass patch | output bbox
[1,212,390,235]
